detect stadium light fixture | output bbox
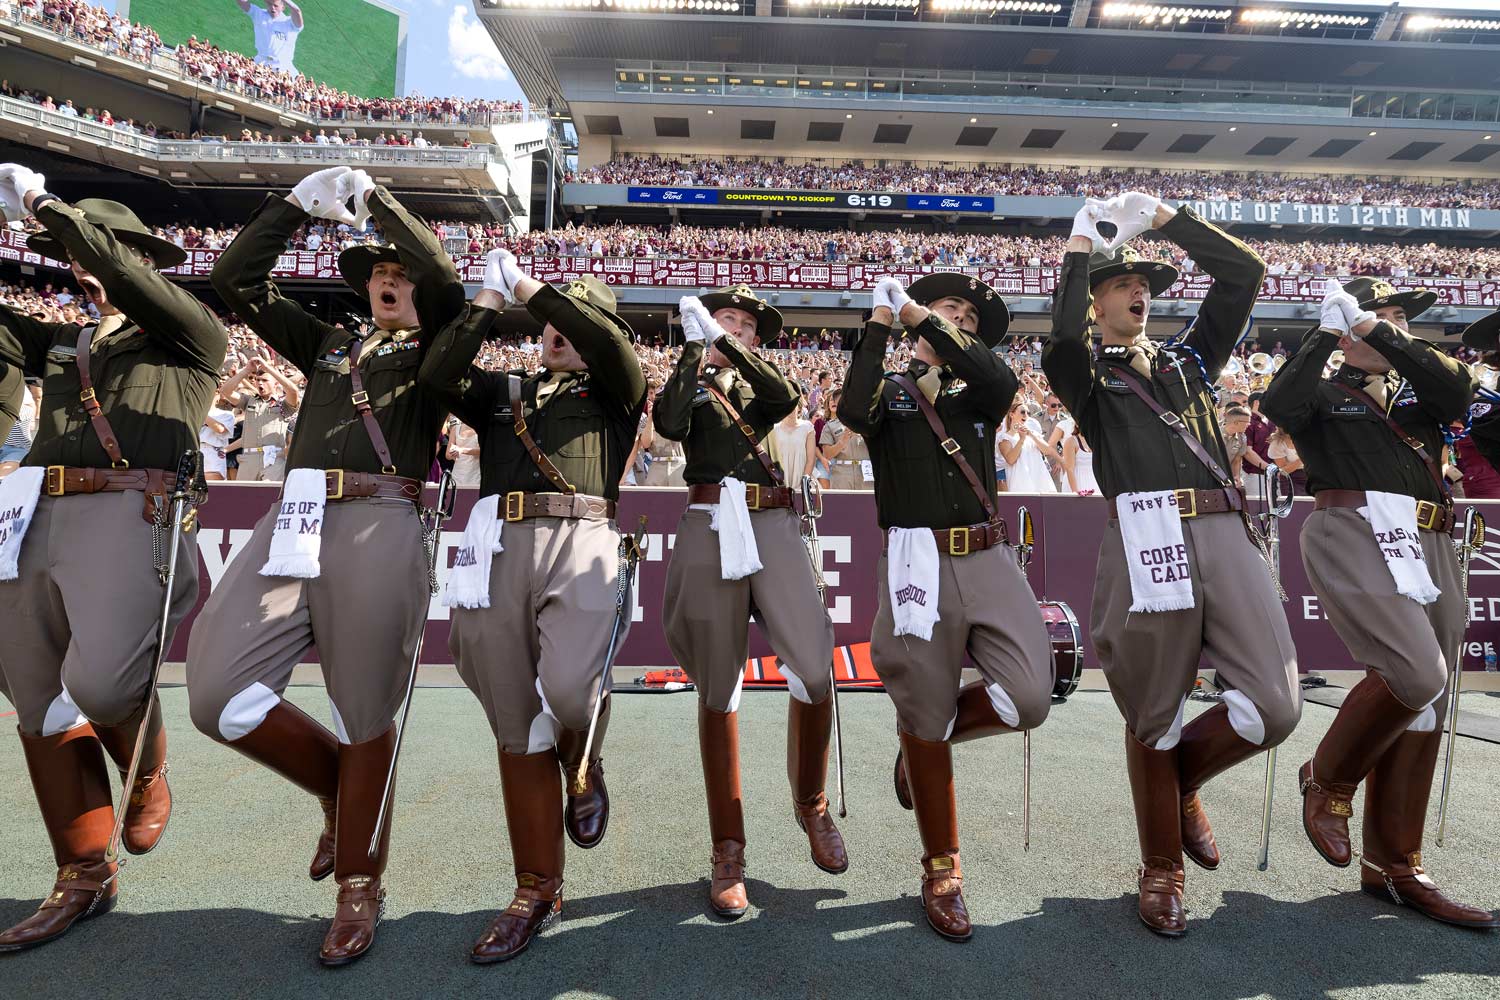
[793,0,920,8]
[1240,10,1369,28]
[1405,15,1500,32]
[1099,4,1231,24]
[930,1,1062,12]
[500,0,742,9]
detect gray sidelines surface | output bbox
[2,687,1498,1000]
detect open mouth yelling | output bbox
[378,289,398,308]
[1129,300,1147,319]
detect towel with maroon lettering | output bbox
[1116,491,1194,613]
[1358,491,1440,606]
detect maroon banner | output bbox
[4,228,1496,307]
[177,485,1500,672]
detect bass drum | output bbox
[1039,600,1083,700]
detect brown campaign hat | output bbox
[337,244,404,299]
[1341,276,1437,322]
[697,284,783,340]
[906,272,1010,348]
[27,198,188,269]
[1087,245,1179,298]
[1461,309,1500,351]
[554,275,634,340]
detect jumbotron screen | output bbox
[124,0,404,98]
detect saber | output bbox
[1436,507,1484,846]
[106,449,206,864]
[368,470,457,856]
[1256,464,1295,871]
[800,476,845,818]
[1016,506,1035,851]
[573,515,648,794]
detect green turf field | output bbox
[128,0,400,98]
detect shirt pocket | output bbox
[99,340,162,391]
[363,350,421,410]
[551,401,604,460]
[1323,405,1388,461]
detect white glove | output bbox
[872,276,912,317]
[1069,199,1109,254]
[290,166,355,224]
[1097,191,1163,252]
[0,164,47,222]
[483,248,524,302]
[680,295,729,342]
[340,169,376,231]
[678,296,707,344]
[1319,281,1359,336]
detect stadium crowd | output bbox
[4,0,524,125]
[572,154,1500,209]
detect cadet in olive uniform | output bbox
[838,274,1053,942]
[418,251,646,963]
[1463,310,1500,475]
[0,364,21,442]
[0,166,226,951]
[1042,194,1300,938]
[219,360,298,481]
[656,286,843,920]
[1262,278,1495,930]
[186,166,464,965]
[820,396,873,491]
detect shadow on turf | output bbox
[1,878,1496,997]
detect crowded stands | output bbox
[572,154,1500,209]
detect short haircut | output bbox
[1224,406,1251,419]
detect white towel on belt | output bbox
[262,444,281,468]
[1116,491,1195,613]
[709,476,762,580]
[259,468,326,578]
[0,467,46,581]
[886,526,941,641]
[1358,492,1441,606]
[444,493,505,609]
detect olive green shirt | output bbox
[654,335,799,486]
[419,285,647,500]
[0,200,226,471]
[1261,325,1474,504]
[1042,207,1266,501]
[211,190,464,480]
[0,366,21,443]
[838,314,1016,529]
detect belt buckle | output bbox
[326,469,345,500]
[940,437,961,456]
[745,483,761,511]
[505,491,525,522]
[1174,488,1198,519]
[45,465,66,497]
[949,528,970,557]
[1415,500,1439,531]
[350,390,370,407]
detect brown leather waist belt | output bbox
[43,466,178,497]
[318,471,422,504]
[685,483,794,510]
[883,517,1010,557]
[1170,487,1245,518]
[1314,490,1454,534]
[502,491,616,522]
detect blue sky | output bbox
[103,1,524,103]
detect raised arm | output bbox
[899,305,1017,423]
[1260,327,1337,435]
[716,333,797,427]
[1169,206,1266,378]
[211,194,334,374]
[416,302,501,430]
[364,185,465,336]
[26,195,225,373]
[838,316,892,436]
[0,304,71,374]
[1363,321,1475,425]
[1041,250,1097,420]
[653,341,702,442]
[525,284,646,419]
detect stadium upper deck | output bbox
[480,0,1500,176]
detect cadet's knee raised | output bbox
[66,675,143,730]
[1014,688,1052,732]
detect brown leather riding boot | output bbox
[1300,672,1419,868]
[93,698,172,856]
[788,695,848,875]
[471,748,567,964]
[894,682,1020,810]
[221,700,340,881]
[0,727,119,953]
[901,730,971,942]
[1125,730,1186,938]
[1360,729,1499,930]
[556,695,610,850]
[319,726,397,967]
[1177,703,1263,871]
[700,703,748,918]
